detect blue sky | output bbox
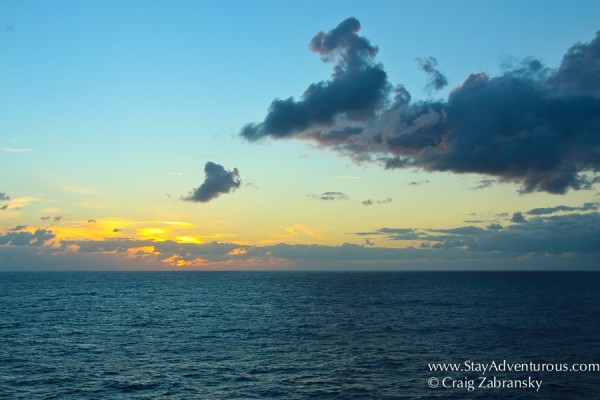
[1,1,599,270]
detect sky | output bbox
[1,0,599,270]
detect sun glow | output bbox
[161,254,207,267]
[126,246,158,256]
[176,236,202,244]
[228,248,248,255]
[138,228,167,241]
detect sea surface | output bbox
[1,271,600,399]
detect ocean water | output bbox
[1,271,599,399]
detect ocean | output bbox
[1,271,599,399]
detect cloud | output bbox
[472,179,496,190]
[359,227,414,235]
[0,229,55,246]
[240,19,600,194]
[183,162,241,203]
[474,213,600,254]
[487,223,503,230]
[409,180,429,186]
[1,213,599,270]
[355,227,424,240]
[355,213,600,256]
[88,219,97,223]
[113,228,122,233]
[430,226,487,235]
[310,191,348,201]
[362,197,392,206]
[550,32,600,95]
[41,216,50,221]
[417,57,448,91]
[526,202,598,215]
[240,17,389,141]
[511,212,527,223]
[0,192,9,210]
[53,216,63,222]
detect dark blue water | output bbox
[1,271,599,399]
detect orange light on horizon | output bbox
[161,254,207,267]
[126,246,159,256]
[228,248,248,255]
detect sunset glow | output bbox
[1,1,599,271]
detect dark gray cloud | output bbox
[526,202,598,215]
[430,226,487,235]
[88,219,96,223]
[241,20,600,194]
[361,197,392,206]
[472,178,496,190]
[0,229,55,246]
[397,63,600,194]
[113,228,122,233]
[53,216,63,222]
[57,238,471,268]
[359,227,414,235]
[527,205,574,215]
[310,191,348,201]
[183,162,241,203]
[417,57,448,91]
[360,225,489,242]
[355,227,424,240]
[68,239,240,259]
[474,213,600,254]
[41,216,50,221]
[10,225,28,231]
[550,31,600,95]
[0,192,9,210]
[240,17,389,141]
[355,213,600,256]
[380,227,414,234]
[487,223,503,230]
[511,212,526,223]
[431,239,468,249]
[409,180,429,186]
